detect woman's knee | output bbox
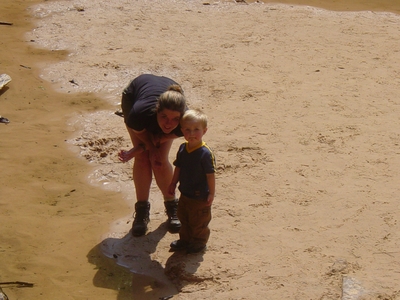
[134,153,151,168]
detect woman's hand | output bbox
[151,133,162,148]
[118,144,145,162]
[149,133,164,166]
[118,149,136,163]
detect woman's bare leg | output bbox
[126,126,152,201]
[126,126,152,236]
[152,139,174,198]
[133,153,152,201]
[126,126,180,233]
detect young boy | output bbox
[168,109,216,254]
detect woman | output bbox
[118,74,187,237]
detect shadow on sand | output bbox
[87,223,176,299]
[87,222,206,299]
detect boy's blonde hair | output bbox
[181,109,208,128]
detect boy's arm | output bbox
[206,173,216,206]
[168,166,181,196]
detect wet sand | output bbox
[1,1,134,299]
[1,0,400,299]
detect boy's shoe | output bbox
[186,244,207,254]
[170,239,188,251]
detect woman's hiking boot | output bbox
[132,201,150,236]
[164,199,181,233]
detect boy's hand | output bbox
[168,183,177,196]
[206,194,214,206]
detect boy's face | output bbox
[181,120,207,147]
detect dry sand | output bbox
[1,0,400,299]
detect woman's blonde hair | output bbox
[181,109,208,128]
[156,84,186,115]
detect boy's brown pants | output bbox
[177,194,211,246]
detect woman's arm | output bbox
[118,127,156,162]
[160,133,180,143]
[131,128,157,150]
[118,144,145,162]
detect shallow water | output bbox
[260,0,400,14]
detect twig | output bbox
[0,281,34,288]
[373,251,398,258]
[0,22,13,26]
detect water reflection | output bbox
[243,0,400,14]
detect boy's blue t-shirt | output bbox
[174,141,216,200]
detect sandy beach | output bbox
[1,0,400,299]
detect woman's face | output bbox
[157,109,181,134]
